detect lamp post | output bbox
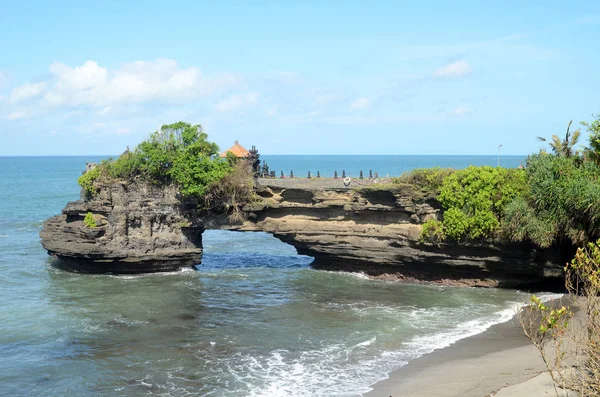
[497,144,503,167]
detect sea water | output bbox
[0,156,547,396]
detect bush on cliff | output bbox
[394,167,455,198]
[419,166,527,243]
[503,152,600,248]
[83,212,97,228]
[77,122,250,204]
[78,167,101,198]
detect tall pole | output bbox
[497,144,503,167]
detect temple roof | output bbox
[219,140,250,158]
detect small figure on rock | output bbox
[375,172,379,179]
[369,170,373,179]
[334,171,338,179]
[359,170,364,179]
[342,170,346,178]
[280,170,284,179]
[317,170,321,178]
[270,170,276,178]
[290,170,294,178]
[308,171,312,179]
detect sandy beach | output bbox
[364,305,565,397]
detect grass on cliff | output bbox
[77,122,255,220]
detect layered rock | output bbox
[215,180,564,288]
[40,181,203,273]
[41,177,565,288]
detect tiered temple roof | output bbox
[219,140,250,158]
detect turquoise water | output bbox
[0,156,540,396]
[260,154,526,178]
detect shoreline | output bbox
[363,304,554,397]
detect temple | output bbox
[219,140,250,158]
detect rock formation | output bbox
[218,180,564,288]
[40,181,203,273]
[41,178,564,288]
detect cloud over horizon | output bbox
[2,59,239,119]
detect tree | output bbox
[537,120,581,158]
[582,113,600,165]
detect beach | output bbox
[365,300,579,397]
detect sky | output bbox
[0,0,599,156]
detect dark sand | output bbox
[364,313,552,397]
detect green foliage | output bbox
[83,212,97,228]
[503,153,600,247]
[203,160,257,223]
[537,120,582,158]
[77,122,238,202]
[436,166,527,241]
[420,219,445,243]
[582,113,600,165]
[394,167,455,197]
[441,207,470,241]
[77,167,100,198]
[171,151,233,198]
[503,196,557,248]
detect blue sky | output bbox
[0,0,599,155]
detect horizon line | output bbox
[0,153,531,157]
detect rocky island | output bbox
[42,121,600,291]
[41,165,563,288]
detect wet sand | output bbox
[364,311,559,397]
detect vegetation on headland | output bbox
[414,115,600,251]
[77,122,254,221]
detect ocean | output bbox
[0,155,546,396]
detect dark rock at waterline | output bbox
[40,177,565,288]
[40,181,203,274]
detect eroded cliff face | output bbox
[215,180,564,288]
[41,178,564,288]
[40,181,203,273]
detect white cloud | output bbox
[7,109,27,120]
[97,106,112,116]
[449,106,472,116]
[9,82,46,104]
[348,97,370,111]
[9,59,238,111]
[433,60,472,78]
[215,92,258,112]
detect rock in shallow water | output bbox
[41,178,565,288]
[40,181,203,274]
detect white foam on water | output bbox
[321,270,372,280]
[114,267,197,279]
[236,294,564,397]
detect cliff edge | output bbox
[41,181,203,273]
[40,178,564,288]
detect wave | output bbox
[235,294,563,397]
[110,267,197,279]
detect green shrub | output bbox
[394,167,455,197]
[434,166,526,242]
[83,212,97,228]
[420,219,445,243]
[442,208,470,241]
[77,167,101,198]
[77,122,237,203]
[503,153,600,247]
